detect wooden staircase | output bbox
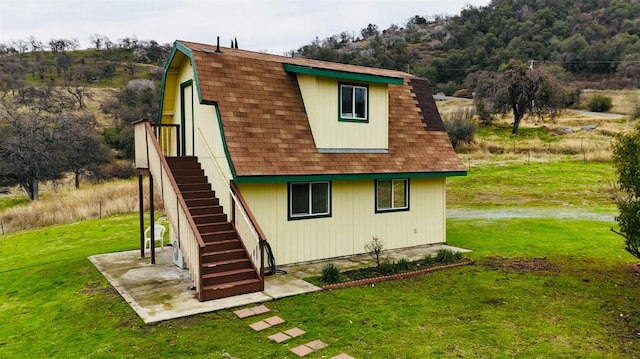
[166,156,263,301]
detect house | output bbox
[134,39,466,301]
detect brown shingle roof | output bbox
[176,40,466,179]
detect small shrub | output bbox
[631,100,640,121]
[444,110,477,149]
[378,261,397,276]
[395,258,412,272]
[320,263,341,284]
[453,251,464,261]
[365,236,384,269]
[435,249,457,264]
[422,254,435,265]
[587,94,613,112]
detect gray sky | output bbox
[1,0,490,54]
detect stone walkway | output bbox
[235,304,355,358]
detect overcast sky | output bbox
[1,0,490,54]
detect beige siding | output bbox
[238,178,446,265]
[164,61,234,213]
[297,74,388,150]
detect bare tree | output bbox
[58,113,111,188]
[0,83,79,200]
[474,60,567,134]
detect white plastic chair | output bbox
[144,223,166,253]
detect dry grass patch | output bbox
[0,180,162,232]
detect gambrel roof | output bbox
[164,40,466,182]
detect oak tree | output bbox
[473,60,567,134]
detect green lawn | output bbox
[1,211,638,358]
[447,160,615,208]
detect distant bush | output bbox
[438,81,457,96]
[587,94,613,112]
[91,161,136,182]
[443,108,477,149]
[320,263,341,284]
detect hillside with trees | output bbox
[1,0,640,199]
[0,35,170,199]
[291,0,640,93]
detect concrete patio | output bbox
[89,243,469,324]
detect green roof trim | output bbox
[233,171,467,184]
[213,104,238,180]
[283,64,404,85]
[158,41,205,124]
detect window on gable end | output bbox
[340,83,368,122]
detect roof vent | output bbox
[215,36,222,53]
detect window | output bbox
[340,84,368,121]
[376,179,409,212]
[289,182,331,219]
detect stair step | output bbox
[201,278,263,301]
[166,156,198,164]
[202,268,258,286]
[177,183,212,193]
[181,190,216,200]
[185,197,219,208]
[189,205,224,216]
[173,175,209,185]
[202,258,253,274]
[168,162,202,170]
[201,230,238,242]
[193,213,228,224]
[172,168,205,177]
[203,238,243,250]
[202,248,246,263]
[192,213,229,225]
[198,222,233,234]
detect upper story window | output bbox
[340,83,368,122]
[376,179,409,212]
[289,181,331,220]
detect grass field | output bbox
[0,211,638,357]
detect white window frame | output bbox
[339,83,368,121]
[375,179,409,212]
[288,181,331,219]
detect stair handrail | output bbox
[140,120,206,249]
[196,127,266,277]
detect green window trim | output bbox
[288,181,332,220]
[339,83,369,122]
[375,179,409,213]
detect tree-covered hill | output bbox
[291,0,640,92]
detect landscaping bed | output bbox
[306,248,473,289]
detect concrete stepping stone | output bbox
[291,344,314,357]
[284,327,306,338]
[331,354,356,359]
[268,332,291,343]
[249,315,285,331]
[268,327,306,343]
[305,339,327,350]
[234,304,270,318]
[291,339,327,357]
[264,315,285,326]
